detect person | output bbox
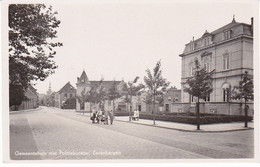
[108,110,114,125]
[132,110,137,121]
[104,110,109,125]
[90,111,97,123]
[136,109,139,121]
[97,109,103,124]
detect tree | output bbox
[144,60,170,125]
[76,88,89,115]
[107,80,121,115]
[123,77,144,121]
[63,97,76,109]
[232,71,253,127]
[95,80,107,110]
[184,60,213,130]
[143,92,153,112]
[9,4,62,107]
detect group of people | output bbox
[90,109,114,125]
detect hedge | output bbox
[138,113,253,125]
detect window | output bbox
[108,100,111,106]
[223,89,230,102]
[223,54,230,70]
[64,93,67,98]
[70,94,72,98]
[190,43,195,51]
[189,95,194,102]
[174,97,179,102]
[168,97,171,101]
[222,83,231,102]
[204,93,210,102]
[204,62,210,72]
[204,37,210,46]
[189,62,194,76]
[224,30,231,40]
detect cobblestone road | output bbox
[9,107,254,160]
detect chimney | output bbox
[251,17,253,35]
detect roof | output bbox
[180,18,253,55]
[79,70,90,83]
[90,80,122,92]
[58,82,76,93]
[211,21,241,35]
[28,84,37,94]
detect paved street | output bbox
[9,107,254,160]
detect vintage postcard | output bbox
[2,0,259,163]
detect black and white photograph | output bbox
[2,0,259,163]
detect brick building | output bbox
[163,86,181,112]
[17,85,38,110]
[54,82,76,108]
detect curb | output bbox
[115,119,254,133]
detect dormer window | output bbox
[224,30,231,40]
[204,37,210,46]
[190,42,195,51]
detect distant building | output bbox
[179,17,253,115]
[76,70,125,112]
[46,82,53,95]
[163,86,181,112]
[55,82,76,108]
[17,85,38,110]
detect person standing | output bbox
[108,110,114,125]
[104,110,109,125]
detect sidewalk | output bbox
[114,116,254,133]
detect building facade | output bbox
[163,86,181,112]
[76,70,124,112]
[55,82,76,108]
[76,70,156,113]
[17,85,38,110]
[179,17,253,116]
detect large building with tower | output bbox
[179,17,254,116]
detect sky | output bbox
[31,0,256,94]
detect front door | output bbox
[138,105,141,111]
[165,104,169,112]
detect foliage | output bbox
[144,60,170,98]
[183,60,213,101]
[144,60,170,124]
[9,4,62,107]
[138,113,253,125]
[122,77,144,110]
[107,80,122,112]
[183,59,213,130]
[232,71,254,101]
[232,71,253,127]
[107,80,121,101]
[63,97,76,109]
[95,80,108,109]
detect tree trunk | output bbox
[153,91,156,125]
[129,95,132,121]
[113,99,115,119]
[196,99,200,130]
[244,99,248,128]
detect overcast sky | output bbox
[32,0,256,94]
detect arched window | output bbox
[222,83,231,102]
[203,57,210,72]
